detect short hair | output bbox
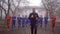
[32,8,35,10]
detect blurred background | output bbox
[0,0,60,34]
[0,0,60,22]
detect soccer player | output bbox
[39,15,43,28]
[24,15,29,27]
[51,15,56,32]
[6,14,11,31]
[44,15,48,30]
[17,15,21,30]
[22,15,25,28]
[11,15,16,30]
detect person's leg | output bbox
[45,22,47,30]
[52,22,55,32]
[22,23,25,28]
[24,22,26,28]
[6,21,10,31]
[31,26,33,34]
[14,22,16,29]
[22,22,25,28]
[12,21,15,30]
[40,22,42,28]
[35,26,37,34]
[26,22,27,27]
[18,23,20,30]
[7,24,10,31]
[6,22,9,31]
[18,24,20,30]
[52,24,54,32]
[12,22,14,30]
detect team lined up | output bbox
[6,14,56,32]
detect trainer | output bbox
[28,8,39,34]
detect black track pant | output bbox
[31,25,37,34]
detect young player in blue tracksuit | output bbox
[20,17,23,27]
[44,15,48,30]
[22,16,25,28]
[11,15,16,30]
[24,16,27,27]
[27,18,30,27]
[24,17,30,27]
[26,18,30,26]
[22,15,28,28]
[24,15,29,27]
[38,16,43,27]
[17,15,21,30]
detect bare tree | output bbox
[0,2,2,20]
[10,0,30,15]
[0,1,7,20]
[7,0,10,15]
[42,0,59,17]
[42,0,60,22]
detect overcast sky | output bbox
[13,0,43,6]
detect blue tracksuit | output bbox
[24,17,27,26]
[22,17,29,27]
[38,17,43,24]
[44,16,48,28]
[44,16,48,24]
[38,17,43,27]
[26,18,30,25]
[11,16,16,29]
[17,17,21,25]
[25,17,29,25]
[17,16,22,29]
[22,17,25,27]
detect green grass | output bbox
[0,21,5,25]
[56,22,60,26]
[48,22,60,25]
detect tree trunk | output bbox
[8,0,10,15]
[0,2,2,20]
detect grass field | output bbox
[56,22,60,26]
[0,20,60,34]
[0,21,5,25]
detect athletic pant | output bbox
[31,25,37,34]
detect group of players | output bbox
[6,14,56,32]
[6,15,30,31]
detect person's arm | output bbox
[55,16,56,20]
[28,13,32,26]
[37,14,39,17]
[36,13,39,20]
[17,17,18,23]
[28,13,31,20]
[36,13,39,25]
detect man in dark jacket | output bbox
[28,8,39,34]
